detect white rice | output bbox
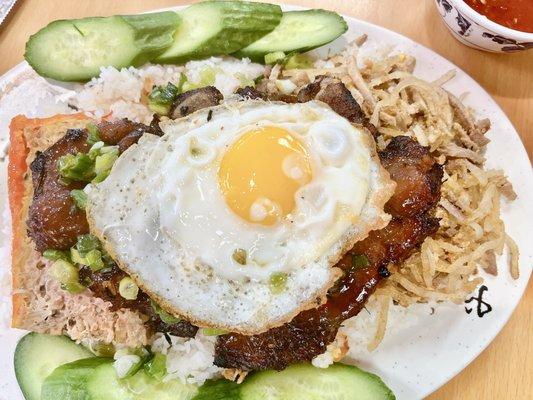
[73,57,264,124]
[151,332,222,385]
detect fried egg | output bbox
[86,101,394,334]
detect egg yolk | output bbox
[218,126,312,226]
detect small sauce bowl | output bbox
[434,0,533,52]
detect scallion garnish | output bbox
[148,82,180,116]
[42,249,69,261]
[57,153,95,183]
[119,277,139,300]
[144,353,167,381]
[150,300,180,325]
[49,259,85,294]
[351,254,370,269]
[70,189,87,209]
[86,123,101,145]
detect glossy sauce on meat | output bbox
[27,119,160,252]
[27,129,91,251]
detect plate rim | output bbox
[0,3,531,399]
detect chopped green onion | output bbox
[284,53,313,69]
[269,272,288,294]
[202,328,229,336]
[264,51,286,65]
[181,67,218,92]
[76,234,100,254]
[49,259,78,282]
[92,342,115,357]
[49,259,85,294]
[144,353,167,381]
[70,189,87,209]
[85,249,105,271]
[86,123,101,145]
[235,72,255,88]
[114,354,142,379]
[88,141,104,159]
[60,282,86,294]
[150,300,180,325]
[232,248,247,265]
[148,82,180,116]
[93,149,119,183]
[199,67,216,86]
[42,249,69,261]
[70,248,86,265]
[351,254,370,269]
[119,277,139,300]
[58,153,95,183]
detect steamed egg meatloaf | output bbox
[85,100,395,335]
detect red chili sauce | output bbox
[464,0,533,33]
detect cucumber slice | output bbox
[191,378,240,400]
[86,363,198,400]
[25,12,180,81]
[41,357,111,400]
[235,10,348,62]
[13,333,93,400]
[239,363,396,400]
[155,1,282,64]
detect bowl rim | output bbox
[444,0,533,41]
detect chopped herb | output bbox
[70,189,87,209]
[42,249,69,261]
[86,123,101,145]
[76,234,100,254]
[57,153,95,183]
[202,328,229,336]
[284,53,313,69]
[49,259,85,294]
[148,82,180,116]
[144,353,167,381]
[182,67,218,92]
[352,254,370,269]
[235,72,255,88]
[119,277,139,300]
[232,248,247,265]
[70,248,86,265]
[269,272,288,294]
[60,282,86,294]
[85,249,104,271]
[70,234,108,271]
[93,149,119,183]
[264,51,286,65]
[93,342,115,357]
[150,300,180,325]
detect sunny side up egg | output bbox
[86,101,394,334]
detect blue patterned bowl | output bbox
[434,0,533,52]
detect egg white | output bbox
[86,101,394,334]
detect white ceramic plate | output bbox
[0,5,531,400]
